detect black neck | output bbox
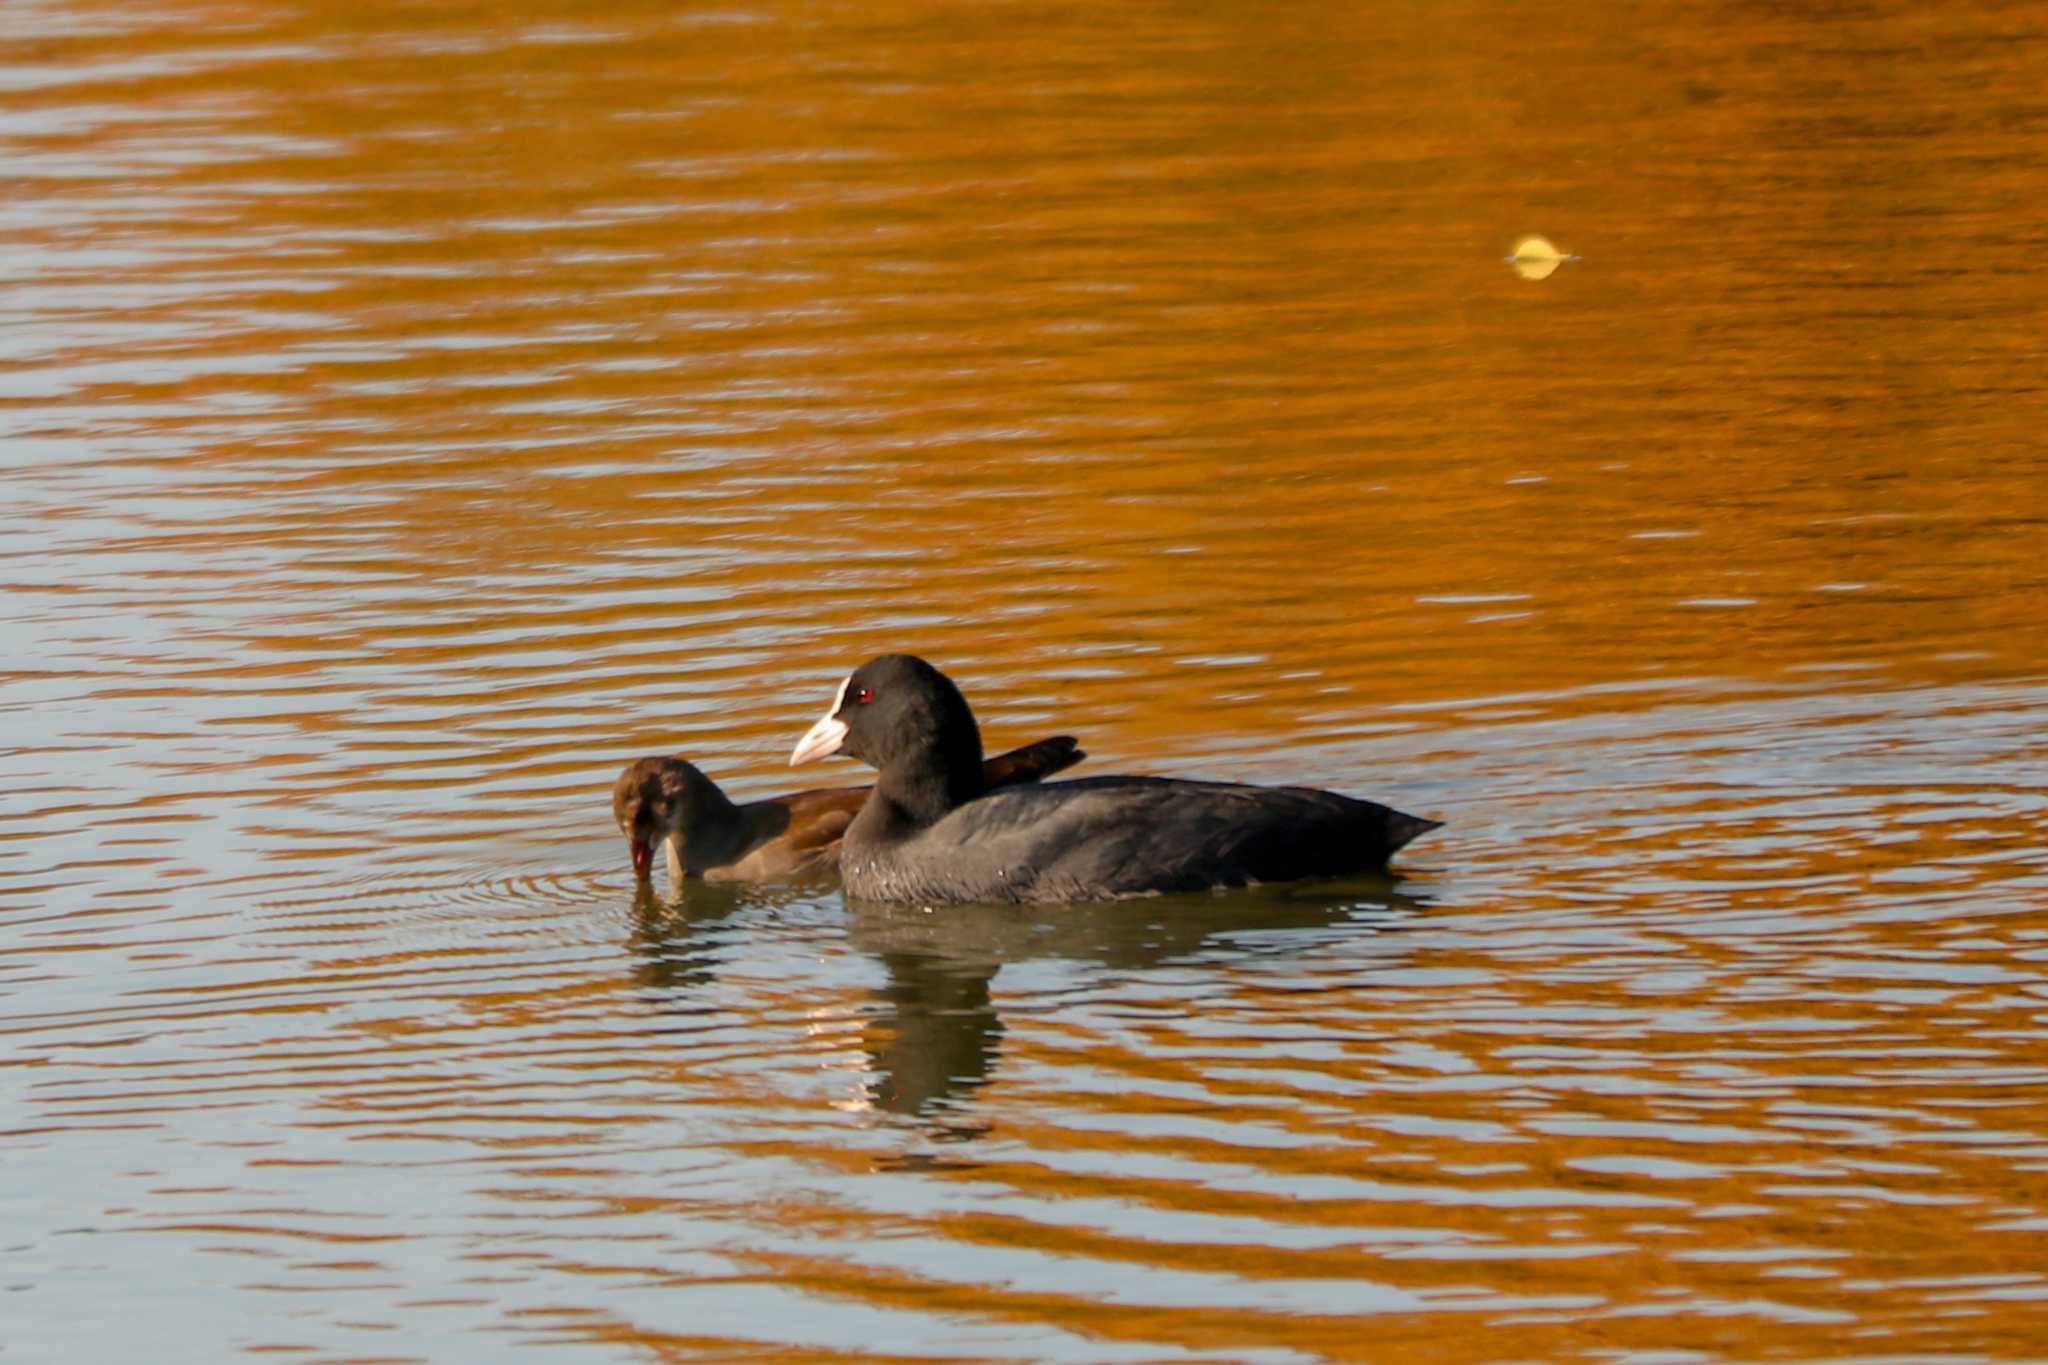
[878,720,983,828]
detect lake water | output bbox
[5,1,2048,1360]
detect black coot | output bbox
[789,654,1441,904]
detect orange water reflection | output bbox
[5,0,2048,1359]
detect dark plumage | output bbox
[612,735,1084,886]
[788,654,1440,904]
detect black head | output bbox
[610,756,729,879]
[789,654,985,822]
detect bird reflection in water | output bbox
[847,878,1431,1130]
[618,876,1429,1136]
[865,948,1004,1138]
[623,878,757,998]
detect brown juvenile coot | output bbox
[789,654,1441,905]
[613,735,1084,886]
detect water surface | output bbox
[5,1,2048,1360]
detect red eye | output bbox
[853,687,874,704]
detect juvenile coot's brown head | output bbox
[611,756,732,880]
[790,654,985,823]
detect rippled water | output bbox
[6,0,2048,1359]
